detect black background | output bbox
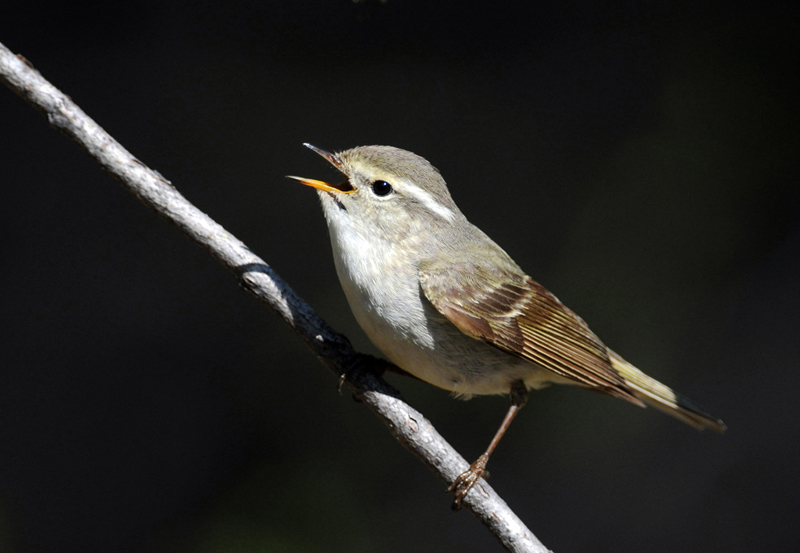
[1,1,798,552]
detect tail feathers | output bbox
[609,350,726,433]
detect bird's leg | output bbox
[338,354,389,393]
[338,354,419,393]
[448,380,528,511]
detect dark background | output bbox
[1,1,798,551]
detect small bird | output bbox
[288,144,725,509]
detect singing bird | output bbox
[289,144,725,508]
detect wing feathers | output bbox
[419,262,642,405]
[419,258,725,429]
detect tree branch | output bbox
[0,41,550,553]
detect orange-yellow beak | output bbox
[287,143,354,194]
[286,175,354,194]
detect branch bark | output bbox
[0,41,550,553]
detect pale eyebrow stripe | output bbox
[397,179,456,222]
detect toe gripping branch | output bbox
[449,380,529,510]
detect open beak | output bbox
[303,143,346,172]
[286,143,355,194]
[286,175,354,194]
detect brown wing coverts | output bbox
[419,262,643,406]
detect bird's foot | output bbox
[338,354,389,394]
[447,454,490,511]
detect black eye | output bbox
[371,180,393,196]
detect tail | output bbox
[609,350,726,433]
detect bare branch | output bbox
[0,41,550,553]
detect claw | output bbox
[447,454,489,510]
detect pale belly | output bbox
[329,228,557,398]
